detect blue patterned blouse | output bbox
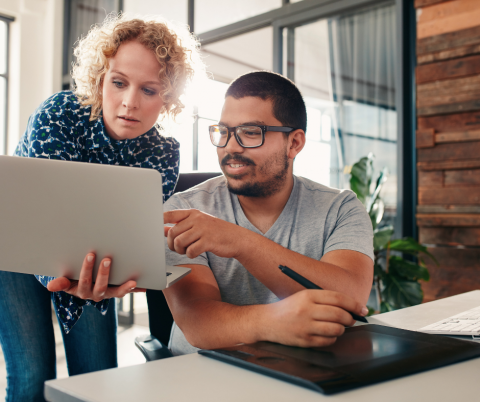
[15,91,180,333]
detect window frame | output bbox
[0,14,13,156]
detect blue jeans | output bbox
[0,271,117,402]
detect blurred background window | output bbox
[291,4,397,223]
[63,0,121,89]
[194,0,281,34]
[0,16,12,156]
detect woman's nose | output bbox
[122,89,139,110]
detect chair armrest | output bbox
[135,334,174,361]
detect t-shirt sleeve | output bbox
[323,191,374,261]
[164,195,210,267]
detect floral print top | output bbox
[14,91,180,333]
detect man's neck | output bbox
[236,175,295,234]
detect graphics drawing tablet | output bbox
[199,324,480,394]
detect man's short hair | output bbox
[225,71,307,134]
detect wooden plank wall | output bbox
[416,0,480,302]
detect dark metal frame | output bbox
[395,0,417,240]
[193,0,415,239]
[0,15,13,156]
[209,125,297,148]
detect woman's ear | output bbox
[287,129,306,160]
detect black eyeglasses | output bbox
[209,125,298,148]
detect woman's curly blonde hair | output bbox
[72,13,203,121]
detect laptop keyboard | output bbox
[419,305,480,336]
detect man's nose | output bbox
[224,131,244,153]
[122,88,140,110]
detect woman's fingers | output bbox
[92,258,112,301]
[76,253,96,299]
[106,280,138,298]
[47,277,72,292]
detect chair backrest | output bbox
[146,171,222,346]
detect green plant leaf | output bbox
[369,199,385,230]
[373,225,394,251]
[366,167,388,213]
[374,262,385,278]
[381,275,424,309]
[366,306,377,316]
[389,237,438,264]
[380,301,393,313]
[349,154,374,205]
[388,256,430,281]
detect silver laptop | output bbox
[0,155,190,290]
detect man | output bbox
[163,71,373,355]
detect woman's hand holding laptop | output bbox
[47,253,146,301]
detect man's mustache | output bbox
[221,154,256,166]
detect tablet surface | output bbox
[199,324,480,394]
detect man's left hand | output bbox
[164,209,251,259]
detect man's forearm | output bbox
[172,298,268,350]
[236,232,372,304]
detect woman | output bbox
[0,14,202,401]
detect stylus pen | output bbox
[279,265,368,323]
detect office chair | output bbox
[135,171,222,361]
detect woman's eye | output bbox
[113,80,124,88]
[143,88,156,96]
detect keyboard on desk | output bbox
[419,305,480,336]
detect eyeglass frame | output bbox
[208,124,299,148]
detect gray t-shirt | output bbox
[164,175,374,355]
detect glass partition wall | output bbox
[291,4,397,223]
[192,0,400,224]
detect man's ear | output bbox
[287,129,306,160]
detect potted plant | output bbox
[348,153,437,313]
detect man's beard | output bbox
[221,150,290,198]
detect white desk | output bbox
[45,290,480,402]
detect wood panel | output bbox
[418,43,480,65]
[418,205,480,213]
[416,129,480,149]
[417,213,480,226]
[419,227,480,245]
[416,128,435,148]
[417,25,480,56]
[418,100,480,116]
[444,169,480,186]
[419,188,480,205]
[417,141,480,163]
[418,159,480,171]
[417,1,480,39]
[418,111,480,132]
[417,75,480,107]
[422,265,480,302]
[417,0,480,24]
[436,130,480,143]
[418,171,443,187]
[415,0,450,8]
[416,54,480,84]
[415,0,480,303]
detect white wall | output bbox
[0,0,63,155]
[123,0,187,26]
